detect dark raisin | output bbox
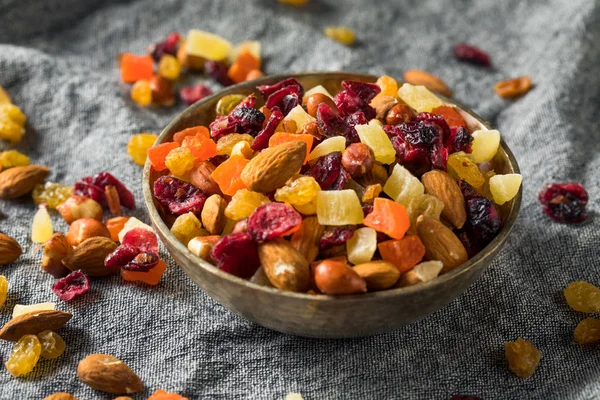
[205,60,234,86]
[248,203,302,241]
[466,196,501,248]
[454,43,491,66]
[538,182,588,224]
[320,226,356,249]
[251,109,284,151]
[153,175,206,215]
[51,270,90,302]
[446,126,473,153]
[229,107,265,134]
[210,232,260,279]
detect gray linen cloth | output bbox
[1,0,599,398]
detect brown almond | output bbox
[290,216,324,263]
[370,95,397,120]
[403,70,453,97]
[77,354,143,394]
[201,194,227,235]
[421,170,466,229]
[62,236,118,276]
[0,310,72,341]
[41,233,72,278]
[241,141,306,193]
[258,238,310,292]
[352,261,400,291]
[0,165,49,199]
[189,161,221,196]
[0,233,22,265]
[44,393,78,400]
[416,215,468,272]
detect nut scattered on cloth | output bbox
[0,0,599,398]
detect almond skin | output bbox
[416,215,468,272]
[290,216,324,263]
[258,239,310,292]
[0,165,49,199]
[201,194,227,235]
[189,161,221,196]
[421,170,467,229]
[352,261,400,291]
[77,354,143,394]
[41,233,72,278]
[241,141,306,193]
[0,310,72,341]
[403,69,453,97]
[62,236,118,276]
[43,393,78,400]
[0,233,22,265]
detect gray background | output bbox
[1,0,599,398]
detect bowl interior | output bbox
[143,72,522,302]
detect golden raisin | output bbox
[564,281,600,313]
[574,317,600,345]
[504,338,542,378]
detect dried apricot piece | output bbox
[105,216,130,242]
[228,49,261,84]
[147,142,179,171]
[120,53,154,83]
[173,126,209,145]
[363,198,410,240]
[211,155,249,196]
[504,338,541,378]
[378,236,426,273]
[268,132,314,163]
[431,106,466,127]
[494,76,532,98]
[121,259,167,285]
[182,134,217,164]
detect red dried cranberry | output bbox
[210,232,260,279]
[345,111,369,130]
[207,154,229,167]
[149,32,181,62]
[74,180,105,204]
[180,85,212,105]
[429,141,448,171]
[309,152,342,190]
[257,78,304,98]
[92,172,136,209]
[229,107,265,134]
[51,270,90,302]
[232,94,257,112]
[265,86,301,116]
[123,252,160,272]
[209,116,238,140]
[341,80,381,103]
[446,126,473,153]
[316,103,359,145]
[362,204,374,217]
[248,203,302,241]
[454,43,491,66]
[415,112,450,140]
[319,226,356,249]
[538,183,588,224]
[251,109,284,151]
[205,60,234,86]
[330,167,350,190]
[153,175,206,215]
[122,228,158,253]
[105,243,139,268]
[334,89,366,117]
[333,81,380,119]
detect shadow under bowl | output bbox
[143,72,522,338]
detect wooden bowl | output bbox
[143,72,522,338]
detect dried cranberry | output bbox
[394,120,447,173]
[309,152,342,190]
[334,89,366,117]
[341,80,381,103]
[153,175,206,215]
[376,231,390,242]
[257,78,304,98]
[316,103,359,145]
[205,60,234,86]
[207,154,228,167]
[333,81,380,119]
[538,183,588,224]
[415,112,450,140]
[345,111,368,130]
[330,167,350,190]
[209,115,238,140]
[232,94,257,112]
[265,86,301,116]
[454,43,491,66]
[251,109,284,151]
[362,204,374,217]
[180,85,212,105]
[73,180,104,204]
[248,203,302,241]
[459,180,482,201]
[122,228,159,253]
[92,172,136,209]
[210,232,260,279]
[149,32,181,62]
[446,126,473,153]
[51,270,90,302]
[124,252,160,272]
[229,107,265,134]
[320,226,356,249]
[105,243,139,268]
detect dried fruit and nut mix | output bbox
[148,76,522,294]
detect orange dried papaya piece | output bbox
[228,49,261,84]
[121,259,167,285]
[431,106,466,127]
[173,126,209,145]
[105,216,130,242]
[182,134,217,164]
[211,155,249,196]
[147,142,179,171]
[120,53,154,83]
[363,198,410,240]
[268,132,314,164]
[378,235,425,273]
[148,389,189,400]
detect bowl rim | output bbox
[143,71,522,302]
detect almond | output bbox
[352,260,400,290]
[421,170,466,228]
[258,238,310,292]
[189,161,221,195]
[0,309,72,341]
[43,393,77,400]
[61,236,118,276]
[241,141,306,193]
[77,354,143,394]
[0,165,49,199]
[41,233,72,278]
[0,233,22,265]
[290,216,324,263]
[403,69,453,97]
[201,194,227,234]
[416,215,468,272]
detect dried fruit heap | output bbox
[149,76,521,295]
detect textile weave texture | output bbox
[1,0,599,398]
